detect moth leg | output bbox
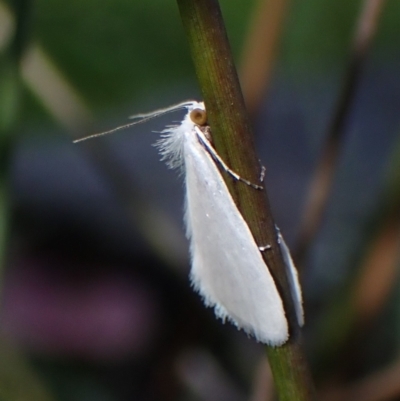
[259,165,266,183]
[194,126,264,190]
[259,244,271,252]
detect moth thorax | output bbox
[190,108,207,126]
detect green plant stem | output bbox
[176,0,315,399]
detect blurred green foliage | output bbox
[28,0,253,114]
[4,0,396,125]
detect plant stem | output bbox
[176,0,315,399]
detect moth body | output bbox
[156,101,303,345]
[74,100,304,345]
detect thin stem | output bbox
[176,0,315,399]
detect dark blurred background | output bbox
[0,0,400,400]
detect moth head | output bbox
[189,108,207,126]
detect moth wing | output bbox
[183,132,288,345]
[279,234,304,326]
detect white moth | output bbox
[74,100,304,345]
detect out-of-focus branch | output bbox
[311,134,400,377]
[21,45,93,132]
[353,214,400,323]
[249,357,274,401]
[294,0,387,265]
[240,0,289,117]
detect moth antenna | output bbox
[129,100,198,120]
[73,121,148,143]
[73,100,198,143]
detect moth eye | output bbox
[190,109,207,126]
